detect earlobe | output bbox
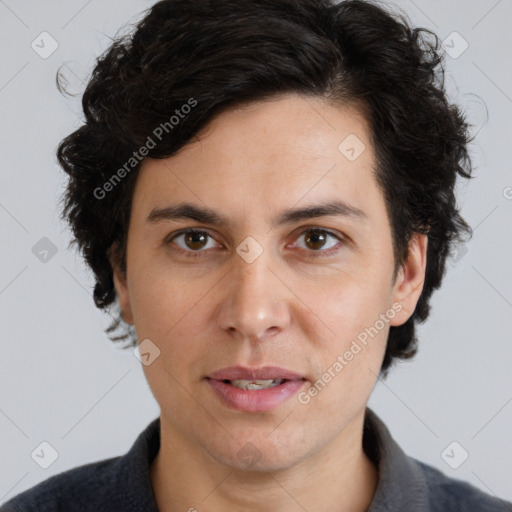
[113,271,134,325]
[389,233,428,327]
[109,244,134,325]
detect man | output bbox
[2,0,510,511]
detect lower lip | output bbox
[207,378,307,412]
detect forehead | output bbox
[133,93,383,224]
[184,93,372,167]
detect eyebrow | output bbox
[146,200,367,228]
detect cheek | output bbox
[299,285,389,417]
[298,276,391,385]
[304,273,393,340]
[128,261,207,344]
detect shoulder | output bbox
[364,407,511,511]
[0,456,123,512]
[414,458,512,512]
[1,416,160,512]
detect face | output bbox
[113,93,426,472]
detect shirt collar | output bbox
[113,416,160,511]
[364,407,431,511]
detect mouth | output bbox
[221,378,290,390]
[205,366,307,412]
[207,365,306,382]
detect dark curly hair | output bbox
[56,0,473,376]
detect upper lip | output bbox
[207,366,305,381]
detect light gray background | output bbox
[1,0,511,505]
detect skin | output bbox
[111,92,427,512]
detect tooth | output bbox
[230,379,283,390]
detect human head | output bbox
[57,0,472,376]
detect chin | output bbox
[220,451,301,473]
[204,433,313,473]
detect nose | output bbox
[215,247,291,343]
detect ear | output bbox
[389,233,428,327]
[108,243,134,325]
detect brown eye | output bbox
[184,231,208,250]
[169,230,218,253]
[304,230,328,251]
[293,228,343,256]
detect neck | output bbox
[150,410,378,512]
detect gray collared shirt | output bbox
[2,407,511,511]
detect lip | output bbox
[207,378,307,412]
[207,365,305,381]
[205,366,307,413]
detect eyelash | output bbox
[166,227,345,258]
